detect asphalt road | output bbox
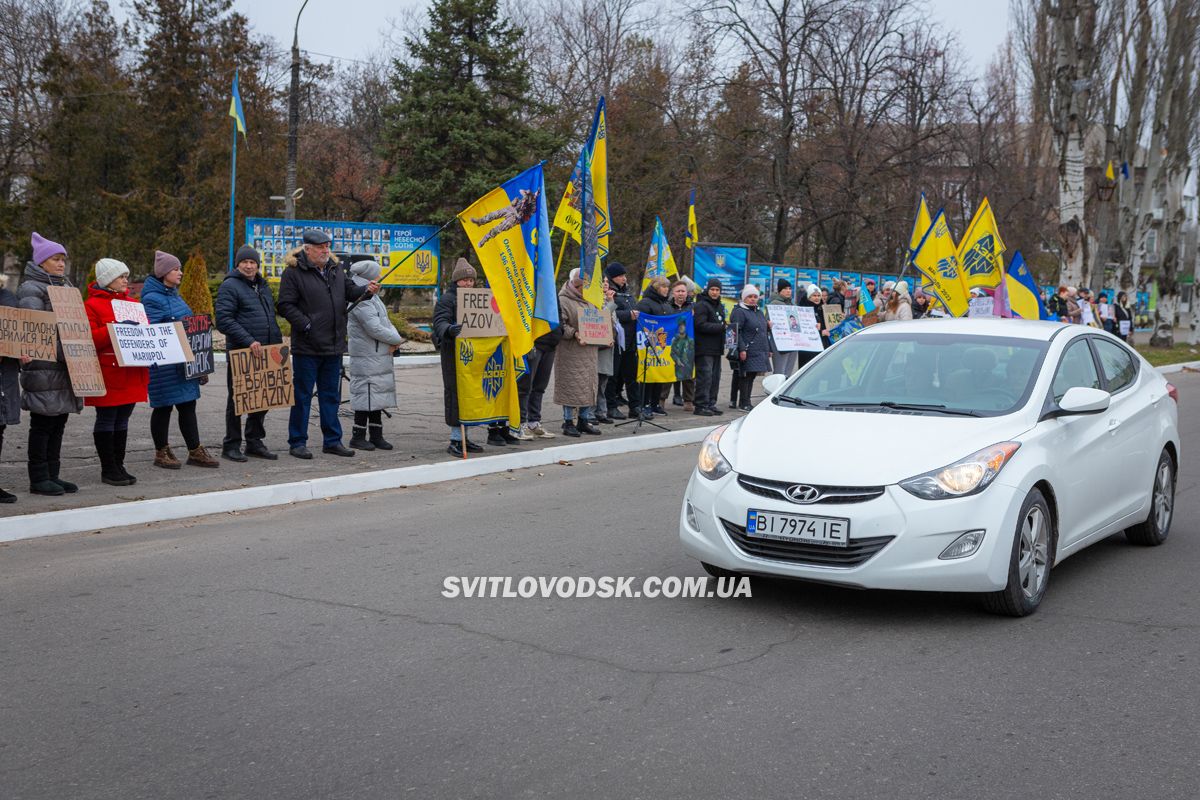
[3,373,1200,799]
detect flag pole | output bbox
[554,230,568,281]
[228,118,237,272]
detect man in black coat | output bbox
[604,262,637,420]
[215,245,284,462]
[277,229,378,459]
[692,277,727,417]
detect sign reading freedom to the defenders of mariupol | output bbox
[108,323,194,367]
[229,344,294,415]
[0,306,58,361]
[456,288,507,337]
[46,286,106,397]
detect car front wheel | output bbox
[1125,449,1175,547]
[981,488,1053,617]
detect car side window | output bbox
[1051,339,1101,403]
[1093,338,1138,393]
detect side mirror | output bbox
[1057,386,1110,416]
[762,373,786,395]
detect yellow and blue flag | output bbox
[857,279,876,317]
[637,311,695,383]
[686,189,699,249]
[459,163,559,358]
[229,70,247,138]
[642,216,679,291]
[1003,251,1050,320]
[554,98,610,254]
[958,197,1006,289]
[908,193,932,260]
[455,336,520,428]
[912,208,970,317]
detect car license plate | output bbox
[746,509,850,547]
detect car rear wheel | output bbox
[981,488,1053,617]
[1125,449,1174,546]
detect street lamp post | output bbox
[285,0,311,221]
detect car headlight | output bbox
[697,424,732,480]
[900,442,1021,500]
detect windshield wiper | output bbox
[774,395,823,408]
[825,401,981,417]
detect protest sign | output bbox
[637,311,694,382]
[108,322,194,367]
[578,305,613,345]
[0,306,58,361]
[46,286,105,396]
[229,344,294,415]
[456,288,507,337]
[767,305,823,352]
[823,305,845,330]
[968,296,995,318]
[111,299,149,324]
[182,314,215,379]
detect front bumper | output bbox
[679,469,1022,592]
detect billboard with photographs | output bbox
[244,218,441,287]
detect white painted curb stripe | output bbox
[1155,359,1200,375]
[1,425,717,544]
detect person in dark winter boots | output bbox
[692,277,727,417]
[17,232,83,496]
[0,283,30,502]
[730,284,770,410]
[347,259,404,451]
[433,258,484,458]
[554,269,603,437]
[604,262,637,419]
[142,250,219,470]
[215,245,283,462]
[84,258,149,486]
[276,229,379,459]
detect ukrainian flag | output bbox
[553,97,610,258]
[908,193,932,260]
[459,163,559,357]
[1004,251,1051,320]
[229,70,247,138]
[858,279,876,317]
[958,197,1006,289]
[912,209,969,317]
[686,189,699,249]
[642,216,679,291]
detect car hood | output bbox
[723,401,1032,486]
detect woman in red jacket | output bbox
[85,258,149,486]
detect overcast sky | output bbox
[235,0,1010,79]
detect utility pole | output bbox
[286,0,311,221]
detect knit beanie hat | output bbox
[705,277,722,291]
[350,259,382,281]
[741,284,760,300]
[154,250,181,279]
[31,232,66,265]
[604,261,627,279]
[94,258,130,289]
[451,257,476,282]
[234,245,260,267]
[807,284,822,299]
[776,278,792,292]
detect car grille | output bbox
[721,519,893,568]
[737,474,885,505]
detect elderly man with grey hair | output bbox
[277,229,380,459]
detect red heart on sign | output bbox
[490,296,502,314]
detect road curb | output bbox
[212,353,439,369]
[0,425,717,544]
[1155,360,1200,375]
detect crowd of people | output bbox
[0,226,1144,502]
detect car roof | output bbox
[858,317,1069,342]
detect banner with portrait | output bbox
[636,311,694,384]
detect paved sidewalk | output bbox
[0,362,752,518]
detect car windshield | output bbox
[778,332,1050,416]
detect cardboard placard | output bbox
[182,314,215,379]
[456,288,506,337]
[822,305,845,330]
[767,305,823,352]
[46,286,106,397]
[0,306,58,361]
[229,344,294,415]
[108,322,195,367]
[578,305,613,345]
[111,299,149,324]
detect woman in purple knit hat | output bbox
[16,232,84,496]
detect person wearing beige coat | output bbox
[554,269,604,437]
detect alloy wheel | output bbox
[1018,506,1049,600]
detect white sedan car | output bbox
[680,318,1180,616]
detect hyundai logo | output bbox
[785,484,821,503]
